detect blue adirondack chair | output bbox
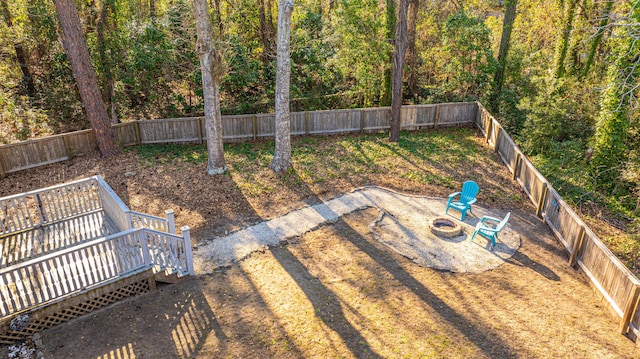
[445,181,479,221]
[470,212,511,246]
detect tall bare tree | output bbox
[53,0,120,157]
[194,0,227,175]
[406,0,419,99]
[490,0,517,109]
[390,0,409,142]
[270,0,294,173]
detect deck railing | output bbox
[0,226,193,318]
[0,176,193,319]
[1,177,101,236]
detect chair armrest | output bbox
[479,216,501,224]
[468,198,477,205]
[448,192,461,199]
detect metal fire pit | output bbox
[430,218,462,238]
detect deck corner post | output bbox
[181,226,195,276]
[165,209,176,234]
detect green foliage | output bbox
[519,77,596,155]
[434,11,497,103]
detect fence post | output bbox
[62,134,73,159]
[535,182,548,219]
[252,114,258,141]
[568,226,586,267]
[0,151,5,177]
[360,109,365,133]
[165,209,176,234]
[134,121,142,145]
[434,104,440,128]
[305,111,310,135]
[196,117,204,144]
[512,153,522,180]
[181,226,195,276]
[620,285,640,335]
[485,116,492,143]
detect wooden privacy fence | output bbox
[0,102,477,176]
[475,103,640,339]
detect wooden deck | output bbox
[1,210,117,268]
[0,176,193,343]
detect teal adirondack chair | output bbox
[446,181,479,221]
[470,212,511,246]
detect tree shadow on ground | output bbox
[39,279,222,358]
[271,168,523,358]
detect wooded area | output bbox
[0,0,638,276]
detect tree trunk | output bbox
[382,0,397,107]
[582,0,614,78]
[390,0,409,142]
[554,0,577,79]
[259,0,274,68]
[405,0,419,100]
[53,0,120,157]
[490,0,517,109]
[194,0,227,175]
[270,0,294,173]
[97,0,118,124]
[213,0,224,36]
[0,0,36,96]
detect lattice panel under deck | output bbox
[0,279,151,344]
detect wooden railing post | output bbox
[305,111,310,135]
[181,226,195,276]
[134,121,142,145]
[165,209,176,234]
[0,152,5,177]
[512,153,522,180]
[535,182,548,219]
[252,114,258,141]
[569,226,586,267]
[196,117,204,144]
[620,285,640,334]
[139,229,152,267]
[62,134,73,159]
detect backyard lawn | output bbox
[1,127,638,358]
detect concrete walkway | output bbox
[193,187,520,274]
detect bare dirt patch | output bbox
[1,130,638,358]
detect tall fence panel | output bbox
[64,130,96,157]
[438,102,477,126]
[401,105,436,130]
[222,114,253,142]
[291,112,307,136]
[0,136,68,174]
[543,186,584,256]
[362,107,390,132]
[112,122,139,146]
[308,109,361,134]
[255,113,276,138]
[139,118,201,144]
[577,227,640,320]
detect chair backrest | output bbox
[495,212,511,232]
[460,181,479,204]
